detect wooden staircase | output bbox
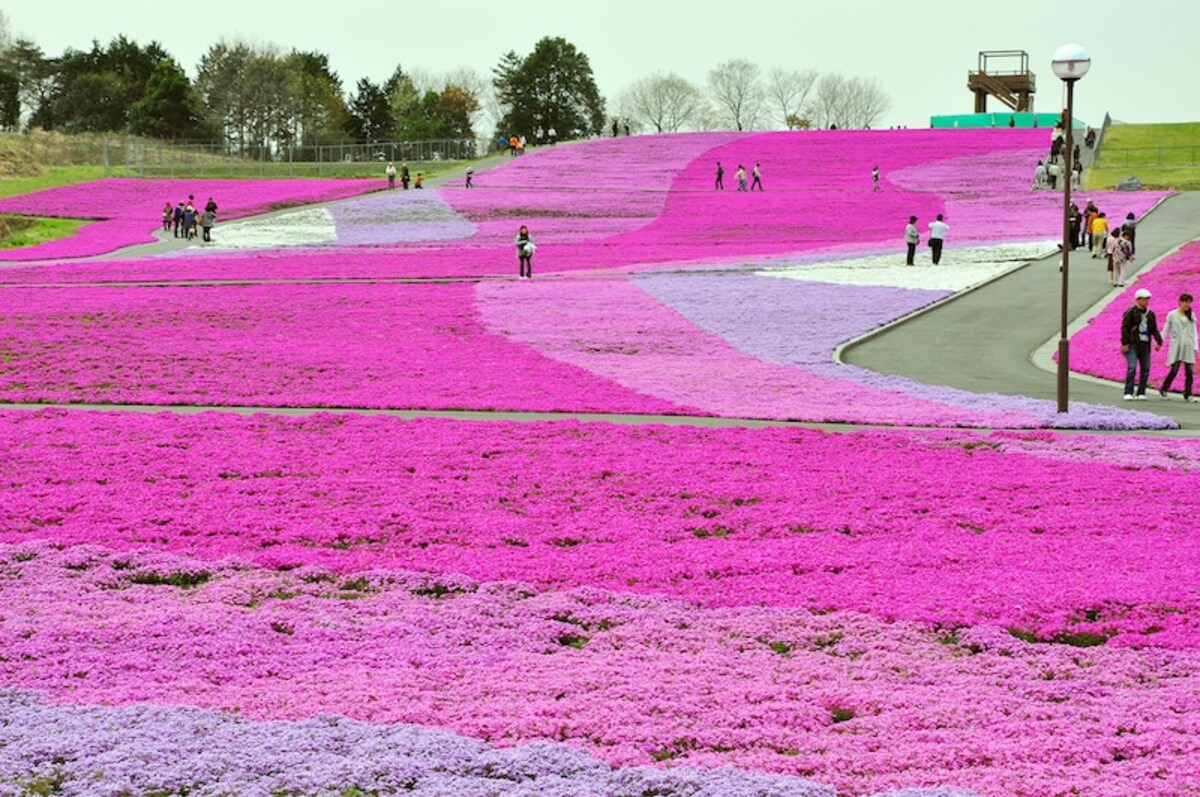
[968,50,1037,112]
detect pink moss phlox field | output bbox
[0,177,379,261]
[442,133,747,242]
[887,148,1169,246]
[476,276,1168,428]
[2,543,1198,797]
[0,129,1147,283]
[4,410,1200,648]
[1070,240,1200,385]
[0,283,691,414]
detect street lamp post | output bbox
[1051,44,1092,414]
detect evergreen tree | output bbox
[343,78,393,143]
[129,59,204,139]
[493,37,604,139]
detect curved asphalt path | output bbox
[843,191,1200,427]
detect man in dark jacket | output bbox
[1121,288,1163,400]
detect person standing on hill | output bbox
[161,202,173,231]
[715,161,724,190]
[182,202,196,240]
[905,216,920,266]
[515,225,535,279]
[1121,288,1162,400]
[750,162,763,191]
[1160,293,1198,401]
[401,163,411,190]
[386,162,396,189]
[927,214,949,265]
[172,202,184,238]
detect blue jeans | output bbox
[1124,344,1152,395]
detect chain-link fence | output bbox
[104,138,489,178]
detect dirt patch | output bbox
[0,216,37,241]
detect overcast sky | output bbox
[4,0,1198,128]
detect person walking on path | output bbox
[1091,212,1109,258]
[1110,229,1134,287]
[161,202,173,231]
[715,162,724,190]
[465,168,474,188]
[386,162,396,190]
[201,207,216,243]
[872,166,880,191]
[1083,201,1098,249]
[905,216,920,266]
[736,165,748,192]
[401,164,411,190]
[1160,293,1198,401]
[1033,160,1047,190]
[750,162,763,191]
[1121,288,1163,400]
[1068,203,1080,250]
[927,214,949,265]
[172,202,184,238]
[515,225,535,279]
[1124,211,1139,254]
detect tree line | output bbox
[620,59,890,133]
[0,10,891,153]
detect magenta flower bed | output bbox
[0,129,1167,283]
[0,279,1168,428]
[0,177,379,261]
[3,411,1199,647]
[1070,240,1200,386]
[0,282,689,414]
[3,411,1200,795]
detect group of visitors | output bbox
[1033,121,1091,191]
[1069,201,1139,286]
[385,162,421,190]
[903,214,950,265]
[161,195,217,242]
[1121,289,1198,403]
[714,161,763,191]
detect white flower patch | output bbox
[203,207,338,250]
[757,241,1058,292]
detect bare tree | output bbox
[810,73,891,129]
[620,72,706,133]
[707,59,762,131]
[766,68,818,130]
[0,10,12,54]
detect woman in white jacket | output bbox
[1160,293,1198,401]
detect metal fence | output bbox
[1097,146,1200,168]
[104,137,488,178]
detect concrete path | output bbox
[843,191,1200,426]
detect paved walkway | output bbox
[843,191,1200,427]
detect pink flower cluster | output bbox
[0,129,1165,282]
[3,410,1199,648]
[0,177,379,261]
[1070,240,1200,385]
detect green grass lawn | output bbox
[0,166,107,200]
[1088,122,1200,190]
[0,215,89,249]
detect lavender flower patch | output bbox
[0,689,848,797]
[327,189,477,246]
[634,271,1175,429]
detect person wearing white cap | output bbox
[1121,288,1163,400]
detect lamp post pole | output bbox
[1058,79,1076,413]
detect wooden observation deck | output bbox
[968,50,1037,112]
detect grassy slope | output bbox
[1087,122,1200,190]
[0,215,89,249]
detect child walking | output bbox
[1160,293,1198,401]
